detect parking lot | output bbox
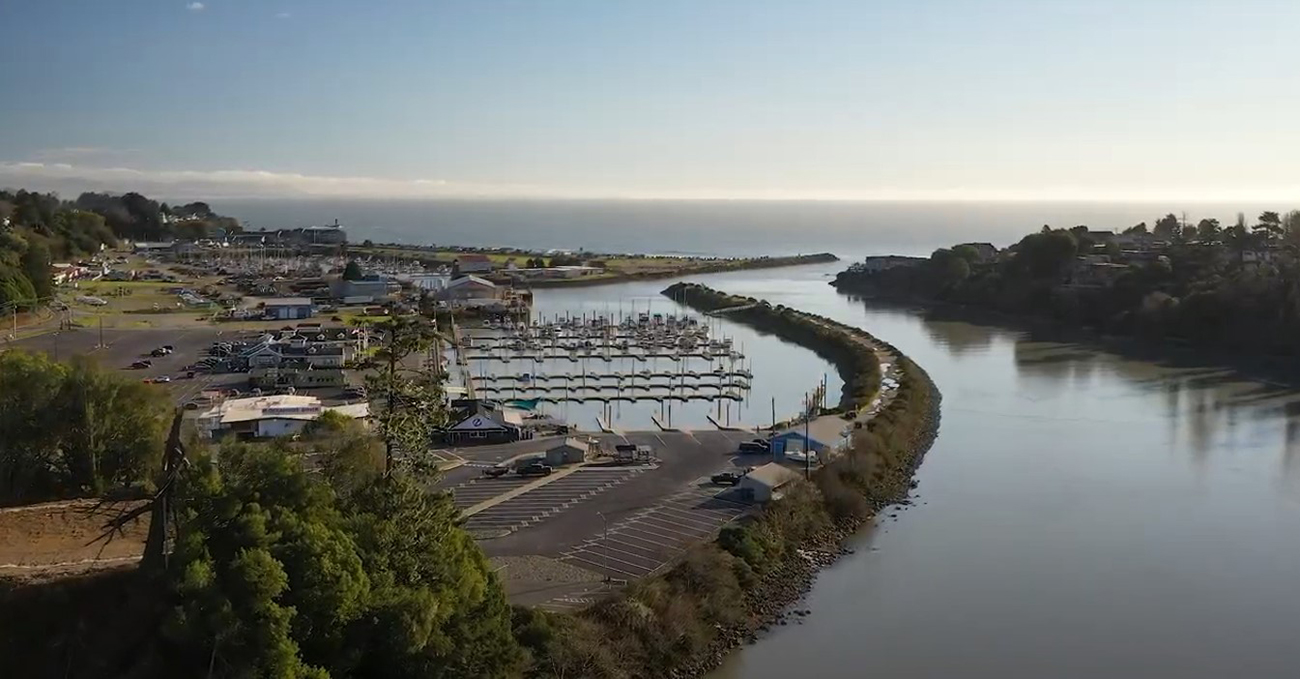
[6,326,246,405]
[561,477,750,580]
[460,467,646,534]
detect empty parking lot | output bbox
[561,477,751,580]
[460,467,646,534]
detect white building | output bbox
[738,462,802,503]
[261,297,315,320]
[198,394,369,439]
[439,275,500,301]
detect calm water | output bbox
[701,264,1300,679]
[515,281,842,430]
[214,198,1273,260]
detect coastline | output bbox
[519,285,942,678]
[525,253,840,288]
[351,242,838,288]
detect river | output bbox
[538,262,1300,679]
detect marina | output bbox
[451,309,778,428]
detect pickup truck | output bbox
[517,463,554,478]
[737,441,771,454]
[710,471,744,486]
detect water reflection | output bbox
[713,286,1300,679]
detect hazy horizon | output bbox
[4,1,1300,202]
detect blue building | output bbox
[768,430,829,462]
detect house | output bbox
[453,254,495,275]
[197,394,369,439]
[545,437,591,466]
[1242,249,1279,266]
[1070,260,1129,287]
[261,297,315,320]
[438,275,500,301]
[738,462,802,503]
[240,339,350,369]
[248,367,347,390]
[330,277,392,303]
[442,402,530,445]
[849,255,926,274]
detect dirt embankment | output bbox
[0,499,149,586]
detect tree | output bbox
[929,248,971,287]
[351,316,447,476]
[1255,211,1283,241]
[166,442,365,678]
[0,351,167,504]
[342,260,364,281]
[1196,218,1221,242]
[1284,210,1300,245]
[163,412,521,677]
[1124,222,1149,235]
[343,474,522,678]
[1010,229,1078,279]
[1152,213,1181,240]
[20,239,52,300]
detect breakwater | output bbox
[661,282,881,414]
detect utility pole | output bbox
[804,392,811,480]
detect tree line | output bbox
[834,210,1300,355]
[0,350,169,505]
[0,188,241,311]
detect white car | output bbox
[154,375,172,383]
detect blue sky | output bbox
[2,0,1300,200]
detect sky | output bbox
[3,0,1300,201]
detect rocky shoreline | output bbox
[672,362,943,677]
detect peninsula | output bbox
[833,211,1300,357]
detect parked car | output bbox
[481,466,510,478]
[749,438,772,451]
[737,442,769,454]
[130,360,152,369]
[517,462,554,478]
[710,471,744,486]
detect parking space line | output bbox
[639,516,714,538]
[592,535,665,561]
[598,539,666,561]
[608,530,678,551]
[568,551,651,575]
[618,523,688,544]
[572,551,647,572]
[652,506,731,529]
[632,519,705,541]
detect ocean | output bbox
[211,199,1270,261]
